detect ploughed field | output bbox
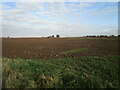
[2,37,120,88]
[2,37,118,59]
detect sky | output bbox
[1,2,118,37]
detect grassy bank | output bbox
[2,55,119,88]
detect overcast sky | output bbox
[1,2,118,37]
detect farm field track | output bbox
[2,37,119,60]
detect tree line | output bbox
[2,34,120,38]
[47,35,60,38]
[85,35,120,37]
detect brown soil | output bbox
[2,37,119,60]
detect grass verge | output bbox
[2,55,119,88]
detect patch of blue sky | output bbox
[64,14,117,27]
[79,14,117,26]
[2,2,16,10]
[90,2,117,9]
[68,2,117,25]
[3,2,118,31]
[36,13,56,22]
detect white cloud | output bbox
[2,0,119,2]
[2,18,118,37]
[79,2,93,8]
[90,6,118,15]
[2,2,118,37]
[55,22,118,36]
[16,2,44,11]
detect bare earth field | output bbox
[2,37,120,88]
[2,37,118,59]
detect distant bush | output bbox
[56,35,60,38]
[52,35,54,38]
[47,36,51,38]
[99,35,108,37]
[86,35,109,37]
[109,35,115,37]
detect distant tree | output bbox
[104,35,107,37]
[100,35,105,37]
[56,35,60,38]
[97,35,100,37]
[110,35,115,37]
[86,35,108,37]
[47,36,51,38]
[92,35,96,37]
[118,35,120,37]
[52,35,54,38]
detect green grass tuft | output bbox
[2,55,119,88]
[61,48,88,54]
